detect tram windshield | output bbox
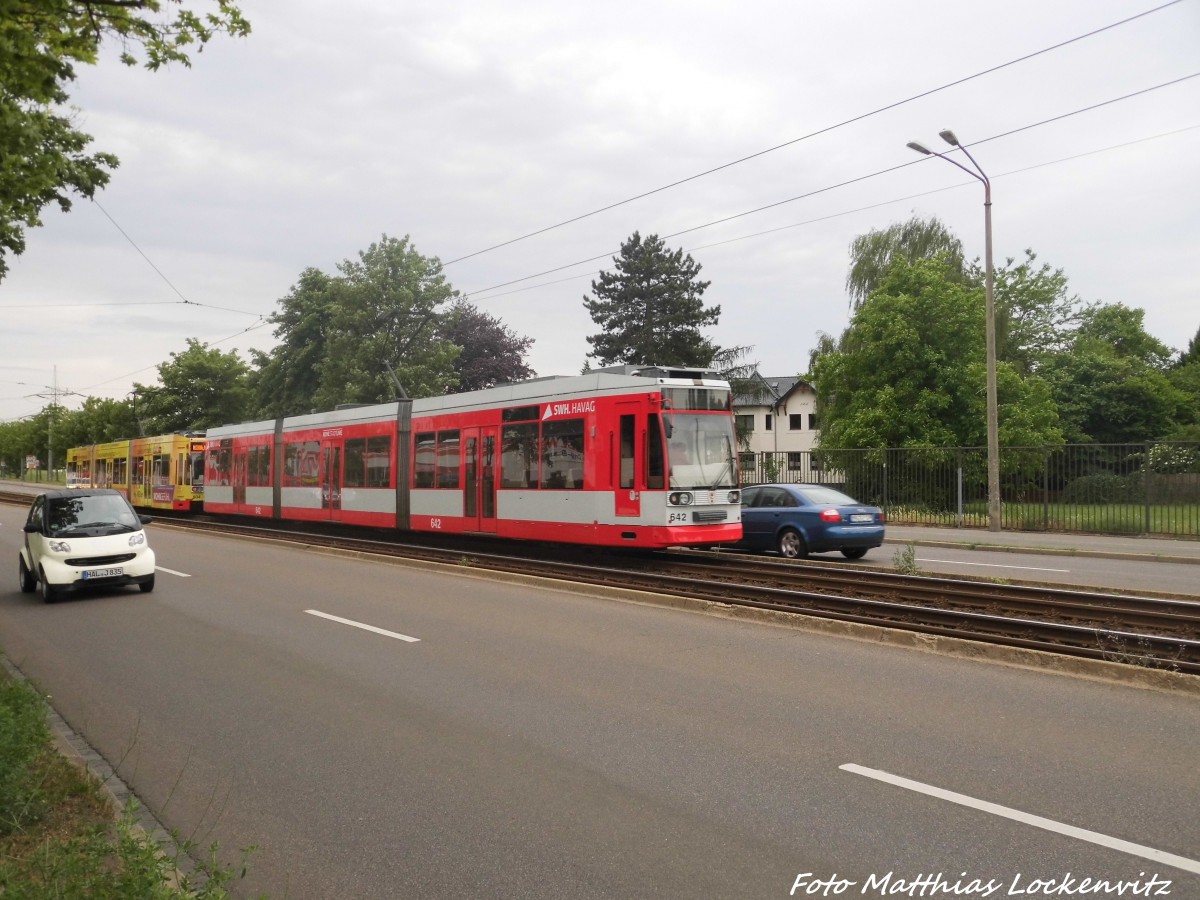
[664,413,737,490]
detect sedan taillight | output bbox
[820,508,841,523]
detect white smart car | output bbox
[19,489,156,602]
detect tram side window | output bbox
[152,453,170,487]
[209,447,232,486]
[112,457,128,486]
[541,418,584,489]
[367,437,391,487]
[501,423,539,489]
[437,431,460,489]
[247,446,272,486]
[190,452,205,488]
[345,436,392,488]
[413,432,435,488]
[284,441,320,487]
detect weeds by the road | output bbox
[0,666,256,898]
[892,542,921,576]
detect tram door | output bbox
[615,409,641,517]
[322,443,342,514]
[462,427,497,533]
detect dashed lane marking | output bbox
[305,609,420,643]
[841,763,1200,874]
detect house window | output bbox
[765,414,772,431]
[787,452,804,471]
[789,414,803,430]
[735,414,755,432]
[809,413,819,430]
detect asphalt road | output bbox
[1,514,1198,899]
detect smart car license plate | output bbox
[82,567,123,579]
[849,514,873,523]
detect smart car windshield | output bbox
[48,495,139,536]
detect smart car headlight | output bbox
[128,532,145,547]
[49,540,71,553]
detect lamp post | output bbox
[907,130,1001,532]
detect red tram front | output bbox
[203,367,741,549]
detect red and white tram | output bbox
[204,367,742,548]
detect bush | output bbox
[1060,474,1135,504]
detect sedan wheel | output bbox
[777,528,808,559]
[18,554,36,593]
[841,548,869,560]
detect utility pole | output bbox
[29,367,83,484]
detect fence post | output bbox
[956,448,964,528]
[882,452,889,520]
[1043,447,1050,532]
[1145,442,1152,535]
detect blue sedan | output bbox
[732,483,885,559]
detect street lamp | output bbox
[907,129,1001,532]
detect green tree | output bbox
[437,299,535,392]
[986,250,1089,375]
[1040,304,1183,443]
[251,267,338,417]
[132,338,252,432]
[583,231,719,367]
[845,215,963,310]
[811,255,1061,449]
[54,396,138,445]
[313,235,459,407]
[1166,325,1200,435]
[1175,324,1200,368]
[1,0,250,279]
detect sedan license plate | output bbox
[849,514,873,523]
[82,567,124,580]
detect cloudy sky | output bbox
[2,0,1197,423]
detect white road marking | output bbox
[918,557,1071,573]
[305,609,420,643]
[841,763,1200,874]
[155,566,192,577]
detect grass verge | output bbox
[0,664,255,898]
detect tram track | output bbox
[3,491,1197,675]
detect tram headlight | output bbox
[727,490,739,504]
[668,491,694,506]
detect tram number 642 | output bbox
[430,518,442,529]
[668,512,690,524]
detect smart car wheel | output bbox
[139,574,155,594]
[18,554,36,593]
[841,548,869,560]
[777,528,808,559]
[39,573,58,604]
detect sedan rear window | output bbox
[794,486,857,506]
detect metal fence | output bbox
[738,443,1200,537]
